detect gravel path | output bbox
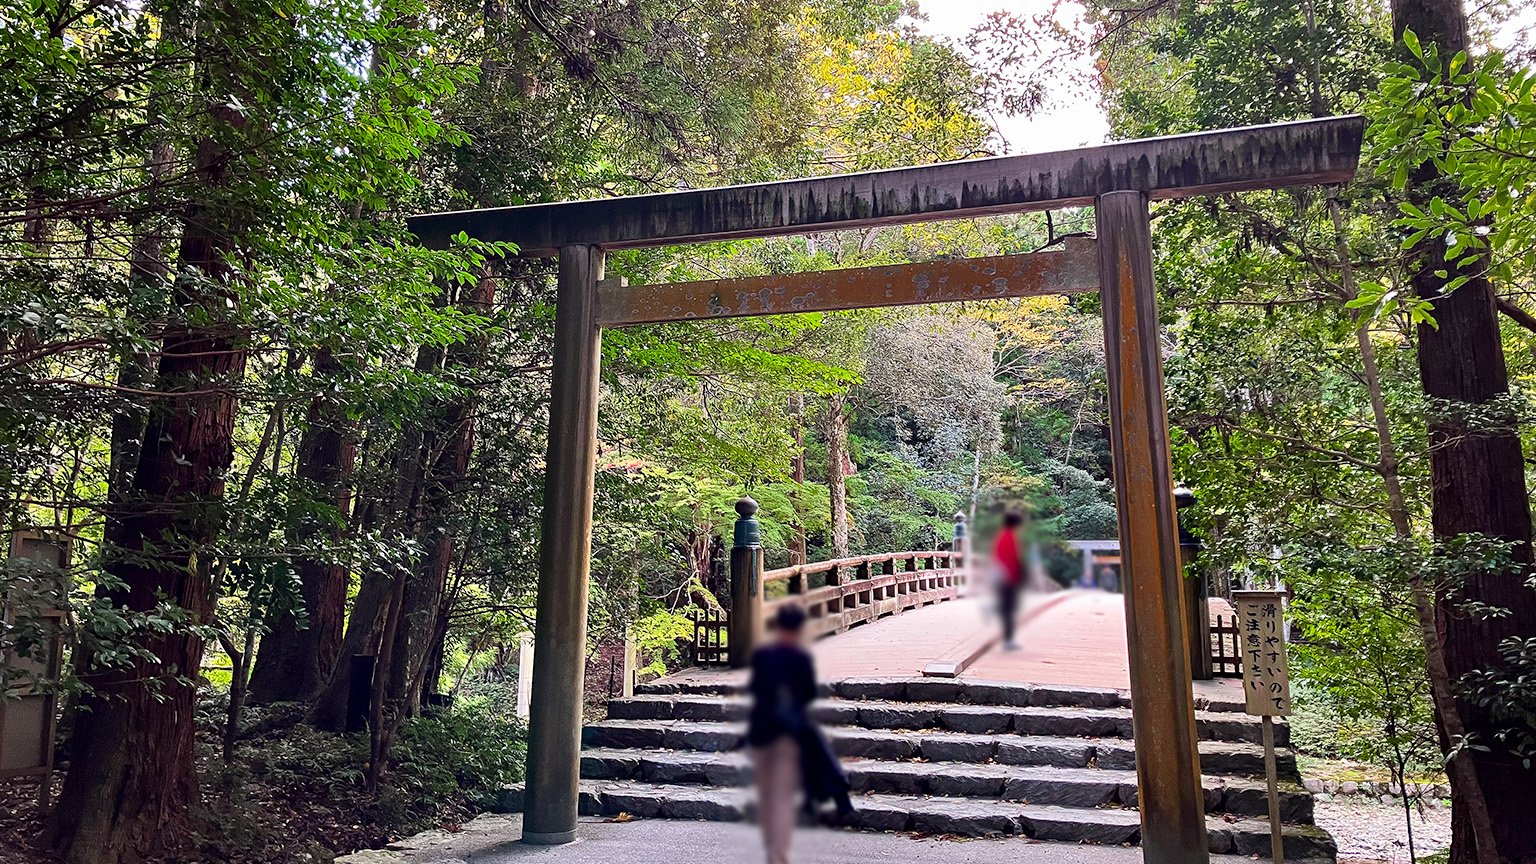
[1316,799,1451,863]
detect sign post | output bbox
[1233,590,1292,864]
[2,531,70,810]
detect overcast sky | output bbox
[912,1,1536,156]
[910,0,1109,155]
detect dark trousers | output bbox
[998,582,1021,643]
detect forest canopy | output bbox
[2,0,1535,863]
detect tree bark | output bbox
[1388,2,1536,861]
[789,394,807,566]
[370,271,496,779]
[248,346,356,704]
[308,567,392,731]
[1332,197,1503,864]
[47,116,247,864]
[309,328,448,732]
[824,394,850,559]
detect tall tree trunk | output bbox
[370,271,495,780]
[47,113,247,863]
[308,568,391,731]
[789,394,807,566]
[1332,197,1501,864]
[309,332,446,732]
[248,346,356,704]
[1389,2,1536,861]
[825,394,850,559]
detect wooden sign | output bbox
[2,530,70,809]
[1233,590,1291,717]
[1232,589,1291,864]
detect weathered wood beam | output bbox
[597,237,1098,327]
[1097,191,1208,863]
[522,244,604,846]
[410,116,1364,255]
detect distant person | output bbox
[993,510,1028,649]
[1096,564,1120,593]
[746,603,851,864]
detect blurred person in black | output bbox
[746,603,852,863]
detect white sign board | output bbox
[1233,590,1291,717]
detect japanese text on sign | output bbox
[1232,590,1291,717]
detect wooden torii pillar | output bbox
[409,116,1365,858]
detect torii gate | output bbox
[409,116,1364,862]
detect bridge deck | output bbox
[662,589,1242,701]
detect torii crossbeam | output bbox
[408,116,1365,862]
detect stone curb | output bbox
[1302,777,1450,804]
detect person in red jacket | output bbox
[993,510,1027,649]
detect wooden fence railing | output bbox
[762,550,964,640]
[1210,613,1243,678]
[704,496,969,667]
[690,605,729,667]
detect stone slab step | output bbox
[581,720,1302,782]
[637,675,1248,714]
[487,780,1334,860]
[580,746,1313,822]
[608,694,1286,746]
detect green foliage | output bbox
[1287,546,1439,780]
[222,684,524,846]
[1457,632,1536,768]
[384,683,527,817]
[630,610,699,678]
[1371,36,1536,309]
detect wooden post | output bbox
[1175,486,1214,680]
[515,632,533,719]
[728,496,763,669]
[1234,590,1293,864]
[522,244,604,846]
[621,628,636,698]
[1096,190,1209,864]
[1263,716,1283,864]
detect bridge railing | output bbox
[762,550,963,641]
[721,496,968,668]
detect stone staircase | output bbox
[491,676,1335,862]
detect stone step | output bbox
[579,746,1313,823]
[636,675,1248,714]
[608,694,1285,746]
[581,720,1302,782]
[487,780,1334,861]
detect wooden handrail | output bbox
[763,550,949,583]
[756,549,967,641]
[723,497,974,663]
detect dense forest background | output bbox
[2,0,1536,862]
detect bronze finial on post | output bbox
[953,511,967,574]
[728,496,764,669]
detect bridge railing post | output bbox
[1175,486,1213,681]
[953,512,967,588]
[728,496,763,669]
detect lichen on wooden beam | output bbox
[596,237,1098,327]
[409,116,1365,255]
